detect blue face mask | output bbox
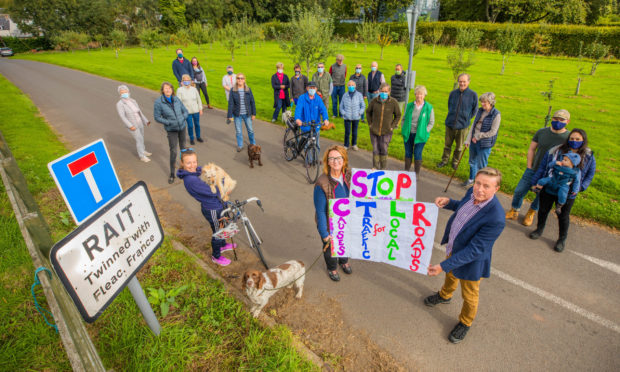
[568,140,583,149]
[551,120,567,130]
[355,68,362,74]
[317,67,324,73]
[177,53,183,59]
[120,93,129,99]
[348,86,356,93]
[308,89,316,96]
[371,66,377,72]
[379,92,388,100]
[227,70,233,75]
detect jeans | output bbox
[467,142,492,181]
[167,130,186,176]
[195,82,209,105]
[511,168,540,211]
[129,124,145,158]
[332,85,345,117]
[272,98,286,121]
[343,120,359,147]
[186,112,201,140]
[536,189,575,240]
[201,207,226,258]
[234,114,256,148]
[404,133,426,160]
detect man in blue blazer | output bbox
[425,167,506,343]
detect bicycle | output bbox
[218,197,269,269]
[283,119,321,183]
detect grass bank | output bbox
[17,41,619,228]
[0,74,317,370]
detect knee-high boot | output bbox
[414,160,422,175]
[372,154,380,169]
[404,158,412,171]
[379,155,388,170]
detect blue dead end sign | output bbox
[48,139,122,224]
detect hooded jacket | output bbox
[176,167,223,210]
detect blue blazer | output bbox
[439,188,506,281]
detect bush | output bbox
[1,37,53,53]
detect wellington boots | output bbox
[372,155,380,169]
[379,155,388,170]
[404,158,412,171]
[414,160,422,176]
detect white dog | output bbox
[282,109,293,126]
[200,163,236,201]
[242,260,305,318]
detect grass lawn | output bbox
[0,74,317,370]
[16,41,619,228]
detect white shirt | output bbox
[222,73,237,100]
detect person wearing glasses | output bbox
[227,73,257,152]
[313,145,352,282]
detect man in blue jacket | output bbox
[425,167,506,343]
[438,73,478,170]
[295,82,329,151]
[172,48,194,86]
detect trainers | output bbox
[140,156,151,163]
[190,139,195,145]
[144,151,152,156]
[437,161,447,168]
[554,238,566,253]
[448,322,470,344]
[220,243,237,252]
[424,292,451,307]
[352,145,359,151]
[197,138,204,143]
[211,255,231,266]
[461,179,474,188]
[271,119,276,123]
[529,229,543,240]
[236,147,243,152]
[168,175,174,184]
[505,208,519,220]
[522,208,536,226]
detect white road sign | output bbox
[50,181,163,323]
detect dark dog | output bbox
[248,144,262,168]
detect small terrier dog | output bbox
[242,260,305,318]
[247,144,263,168]
[200,163,236,201]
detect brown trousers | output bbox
[439,271,482,327]
[441,127,469,166]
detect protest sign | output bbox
[350,168,416,201]
[329,198,438,275]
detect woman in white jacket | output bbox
[177,74,203,145]
[115,84,152,162]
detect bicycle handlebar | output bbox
[221,197,262,215]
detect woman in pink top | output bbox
[270,62,290,123]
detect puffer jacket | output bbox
[339,91,365,120]
[154,95,188,132]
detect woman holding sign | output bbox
[313,145,352,282]
[401,85,435,175]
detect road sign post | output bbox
[404,2,420,106]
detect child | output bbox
[532,152,581,215]
[177,149,235,266]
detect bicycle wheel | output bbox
[305,145,320,184]
[244,220,269,269]
[283,128,296,161]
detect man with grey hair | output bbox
[367,61,386,103]
[222,65,236,101]
[438,73,478,170]
[115,85,151,162]
[329,54,347,118]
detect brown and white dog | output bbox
[247,144,262,168]
[242,260,305,317]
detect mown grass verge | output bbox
[0,74,317,370]
[16,41,619,228]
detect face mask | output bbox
[295,71,300,75]
[348,86,356,93]
[395,70,401,75]
[192,61,197,66]
[551,120,567,130]
[277,69,283,74]
[183,81,191,86]
[317,67,324,73]
[120,93,129,99]
[380,92,388,100]
[355,68,362,74]
[177,53,183,59]
[227,70,233,75]
[308,89,316,96]
[568,140,583,149]
[371,67,377,72]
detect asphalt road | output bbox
[1,59,618,371]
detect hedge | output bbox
[1,37,53,53]
[272,21,620,58]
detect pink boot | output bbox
[220,243,237,252]
[211,256,231,266]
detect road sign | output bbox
[49,181,163,323]
[48,139,122,224]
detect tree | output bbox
[219,21,244,61]
[51,31,89,52]
[356,21,380,52]
[530,32,551,63]
[94,34,106,50]
[109,29,127,58]
[404,34,424,58]
[159,0,187,33]
[429,26,444,54]
[174,28,191,47]
[138,28,161,63]
[377,26,393,60]
[540,79,556,127]
[189,22,209,52]
[347,0,410,22]
[495,24,525,75]
[585,40,610,75]
[279,4,335,76]
[446,28,482,88]
[575,41,586,94]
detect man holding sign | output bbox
[425,167,505,344]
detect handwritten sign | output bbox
[351,168,416,201]
[329,198,437,275]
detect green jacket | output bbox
[402,101,433,144]
[311,71,332,96]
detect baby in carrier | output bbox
[533,152,581,215]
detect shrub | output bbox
[0,37,52,53]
